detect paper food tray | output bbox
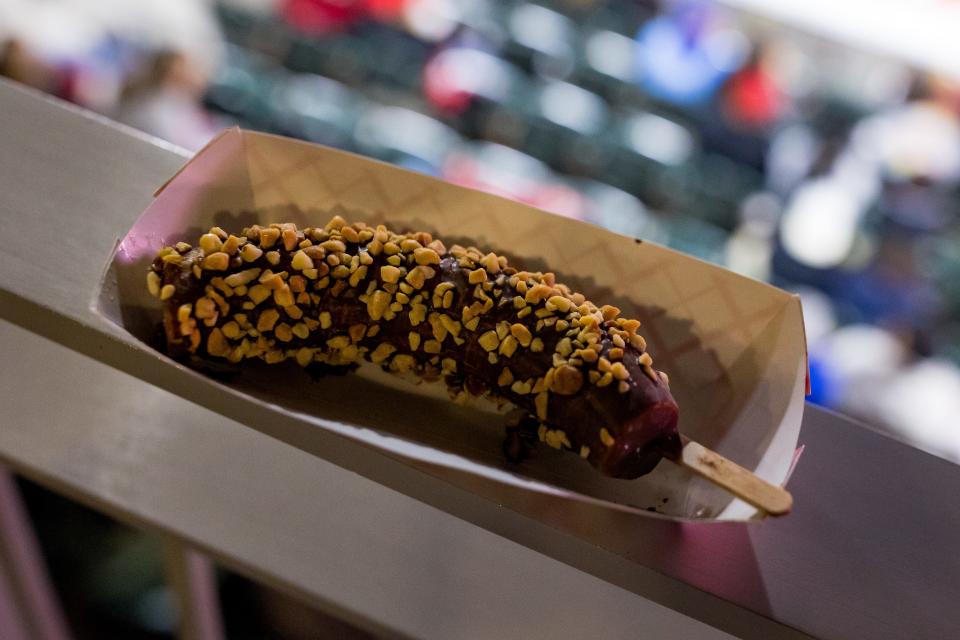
[95,128,807,522]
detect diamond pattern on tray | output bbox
[240,132,793,437]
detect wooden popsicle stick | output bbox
[671,436,793,516]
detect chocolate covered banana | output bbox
[148,216,680,478]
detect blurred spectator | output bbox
[720,47,787,131]
[115,50,219,151]
[0,37,63,94]
[280,0,371,34]
[2,0,958,464]
[634,1,749,106]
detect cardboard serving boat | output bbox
[96,128,807,522]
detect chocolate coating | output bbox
[150,218,680,478]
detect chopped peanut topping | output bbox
[153,216,666,472]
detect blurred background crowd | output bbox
[5,0,960,458]
[3,0,960,636]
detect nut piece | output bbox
[224,235,244,256]
[240,244,263,262]
[146,271,161,297]
[274,323,293,342]
[498,335,518,358]
[224,268,261,287]
[370,342,397,364]
[291,250,314,271]
[282,228,299,251]
[295,347,314,367]
[413,247,441,265]
[478,330,500,352]
[405,266,434,290]
[203,252,229,271]
[273,285,295,307]
[320,239,346,253]
[535,391,548,421]
[247,284,270,305]
[549,365,583,395]
[380,265,401,283]
[220,321,241,339]
[257,309,280,332]
[601,305,621,322]
[206,328,230,357]
[367,290,391,321]
[199,233,223,255]
[480,252,500,274]
[159,284,175,301]
[341,226,360,244]
[259,228,280,248]
[509,323,532,347]
[547,295,572,313]
[599,428,615,447]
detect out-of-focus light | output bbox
[739,191,781,230]
[404,0,460,43]
[455,3,505,48]
[447,142,549,194]
[85,0,224,74]
[702,28,751,73]
[780,178,861,269]
[766,124,818,194]
[853,102,960,182]
[509,4,573,59]
[219,0,284,14]
[532,184,585,220]
[422,47,511,112]
[765,41,816,99]
[859,61,912,107]
[634,8,744,105]
[443,142,586,218]
[539,81,606,134]
[723,62,784,128]
[279,74,351,114]
[831,148,880,207]
[355,106,459,167]
[878,359,960,463]
[725,191,781,280]
[280,0,365,34]
[585,30,635,80]
[626,113,694,166]
[820,323,905,382]
[1,2,103,59]
[793,286,837,347]
[273,73,356,142]
[366,0,407,21]
[586,182,653,238]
